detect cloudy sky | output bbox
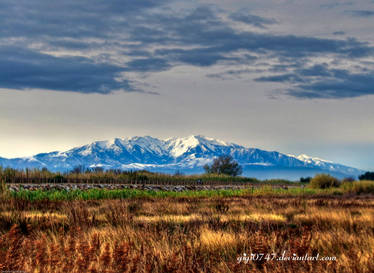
[0,0,373,170]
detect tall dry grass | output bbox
[0,196,373,272]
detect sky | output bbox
[0,0,373,170]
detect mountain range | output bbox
[0,135,364,180]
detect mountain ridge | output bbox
[0,135,364,180]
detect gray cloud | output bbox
[141,7,373,67]
[255,64,374,99]
[125,58,172,72]
[0,46,131,94]
[255,74,304,83]
[288,72,374,99]
[229,11,277,28]
[0,0,167,39]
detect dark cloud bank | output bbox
[0,47,132,93]
[0,0,374,99]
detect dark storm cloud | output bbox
[1,1,374,98]
[0,46,131,94]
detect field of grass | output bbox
[7,187,325,201]
[1,191,374,272]
[7,181,374,201]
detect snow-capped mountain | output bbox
[0,135,364,179]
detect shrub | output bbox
[341,180,374,194]
[53,175,66,183]
[309,174,340,189]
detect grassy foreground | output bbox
[1,194,374,272]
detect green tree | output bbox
[203,155,242,177]
[359,172,374,181]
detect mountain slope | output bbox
[0,135,364,179]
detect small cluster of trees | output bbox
[300,177,312,183]
[359,172,374,181]
[203,155,242,177]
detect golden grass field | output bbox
[1,195,374,272]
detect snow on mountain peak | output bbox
[73,135,234,158]
[164,135,231,157]
[195,135,231,146]
[166,135,200,157]
[288,153,333,165]
[75,139,120,156]
[79,145,93,156]
[107,136,166,156]
[297,154,332,163]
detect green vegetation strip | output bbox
[7,187,334,201]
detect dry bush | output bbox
[309,174,340,189]
[341,180,374,194]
